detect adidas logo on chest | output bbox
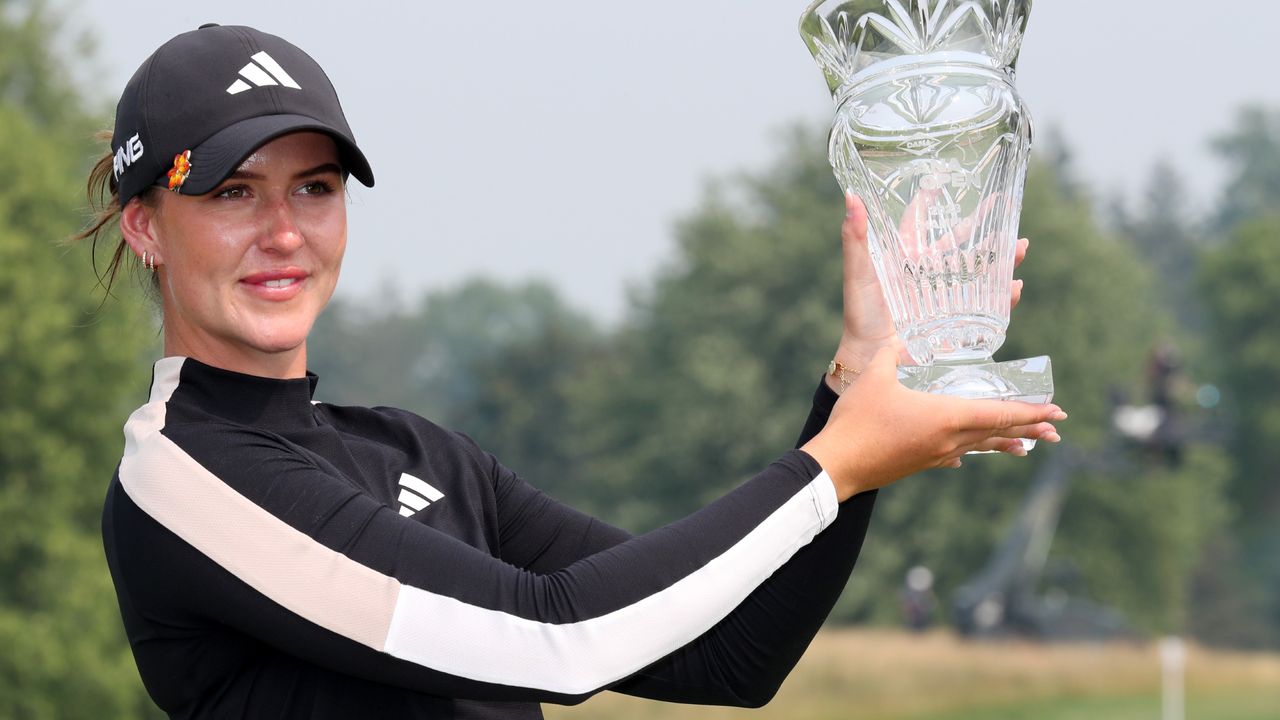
[396,472,444,517]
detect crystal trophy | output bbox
[800,0,1053,426]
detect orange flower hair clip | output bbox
[166,150,193,191]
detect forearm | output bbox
[611,379,878,706]
[612,487,875,706]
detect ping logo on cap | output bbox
[226,51,301,95]
[112,132,144,181]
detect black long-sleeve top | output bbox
[101,356,877,718]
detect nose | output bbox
[259,197,305,255]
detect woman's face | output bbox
[140,132,347,375]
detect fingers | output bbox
[992,421,1062,444]
[1008,237,1029,310]
[926,400,1064,472]
[898,187,941,257]
[959,436,1023,454]
[962,422,1059,450]
[951,399,1067,433]
[944,426,1060,466]
[947,423,1056,457]
[1011,237,1028,311]
[938,193,999,253]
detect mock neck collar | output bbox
[155,356,321,430]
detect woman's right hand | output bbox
[801,347,1066,502]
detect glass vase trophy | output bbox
[800,0,1052,441]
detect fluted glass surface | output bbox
[801,0,1033,366]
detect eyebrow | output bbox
[226,163,344,181]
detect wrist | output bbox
[835,336,889,369]
[825,338,884,394]
[825,359,861,394]
[800,434,869,502]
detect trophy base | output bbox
[897,356,1054,452]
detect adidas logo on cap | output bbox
[226,51,301,95]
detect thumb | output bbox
[842,192,880,300]
[842,192,869,248]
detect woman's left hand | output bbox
[828,192,1029,390]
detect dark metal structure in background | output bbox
[951,442,1129,640]
[952,347,1194,640]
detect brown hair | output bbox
[69,129,160,298]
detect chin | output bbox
[248,321,314,355]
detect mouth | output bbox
[241,268,309,300]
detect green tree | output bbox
[564,127,845,528]
[1112,161,1207,337]
[309,279,601,499]
[0,1,157,716]
[1211,106,1280,232]
[1198,214,1280,646]
[0,0,87,132]
[449,288,603,500]
[1184,104,1280,648]
[307,295,425,410]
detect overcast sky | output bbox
[72,1,1278,322]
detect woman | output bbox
[83,25,1064,719]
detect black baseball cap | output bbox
[110,24,374,208]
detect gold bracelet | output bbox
[827,360,862,393]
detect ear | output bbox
[120,195,163,265]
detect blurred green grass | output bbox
[546,629,1280,720]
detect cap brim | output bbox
[176,113,375,195]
